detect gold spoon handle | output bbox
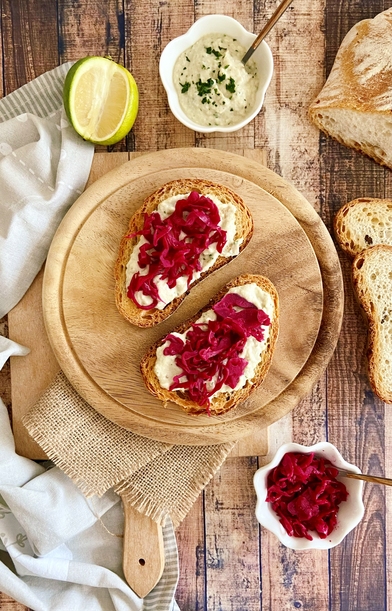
[339,470,392,487]
[242,0,295,64]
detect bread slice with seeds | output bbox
[334,198,392,257]
[140,274,279,416]
[352,245,392,403]
[114,178,253,328]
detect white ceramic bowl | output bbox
[159,14,274,133]
[254,442,365,550]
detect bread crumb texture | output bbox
[335,198,392,257]
[309,8,392,168]
[353,245,392,403]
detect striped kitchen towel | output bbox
[0,63,94,318]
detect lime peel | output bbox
[63,56,139,146]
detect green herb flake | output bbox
[196,78,214,96]
[180,81,191,93]
[206,46,222,58]
[186,55,190,62]
[217,72,226,83]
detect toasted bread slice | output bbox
[309,8,392,169]
[352,245,392,403]
[334,198,392,257]
[140,274,279,416]
[114,178,253,328]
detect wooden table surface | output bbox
[1,1,392,610]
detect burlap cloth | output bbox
[23,371,235,527]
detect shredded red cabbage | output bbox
[163,292,271,413]
[266,452,349,540]
[127,191,227,309]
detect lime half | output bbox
[63,56,139,145]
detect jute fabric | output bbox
[23,371,235,526]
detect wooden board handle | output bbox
[121,496,165,598]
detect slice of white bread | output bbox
[352,245,392,403]
[334,198,392,257]
[114,179,253,328]
[140,274,279,416]
[309,8,392,169]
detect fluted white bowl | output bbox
[254,442,365,550]
[159,14,274,133]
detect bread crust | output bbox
[334,197,392,257]
[308,8,392,169]
[352,245,392,404]
[114,178,253,327]
[140,273,279,416]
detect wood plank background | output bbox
[1,1,392,610]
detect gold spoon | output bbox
[242,0,295,65]
[338,469,392,486]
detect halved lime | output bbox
[63,56,139,145]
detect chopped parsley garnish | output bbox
[186,55,190,62]
[196,78,214,96]
[180,81,191,93]
[226,77,236,93]
[206,47,222,58]
[217,72,226,83]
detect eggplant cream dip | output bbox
[173,34,259,127]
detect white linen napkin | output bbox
[0,339,180,611]
[0,62,94,318]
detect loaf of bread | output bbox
[309,8,392,169]
[334,197,392,257]
[114,178,253,327]
[352,245,392,403]
[140,274,279,416]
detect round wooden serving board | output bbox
[43,148,343,445]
